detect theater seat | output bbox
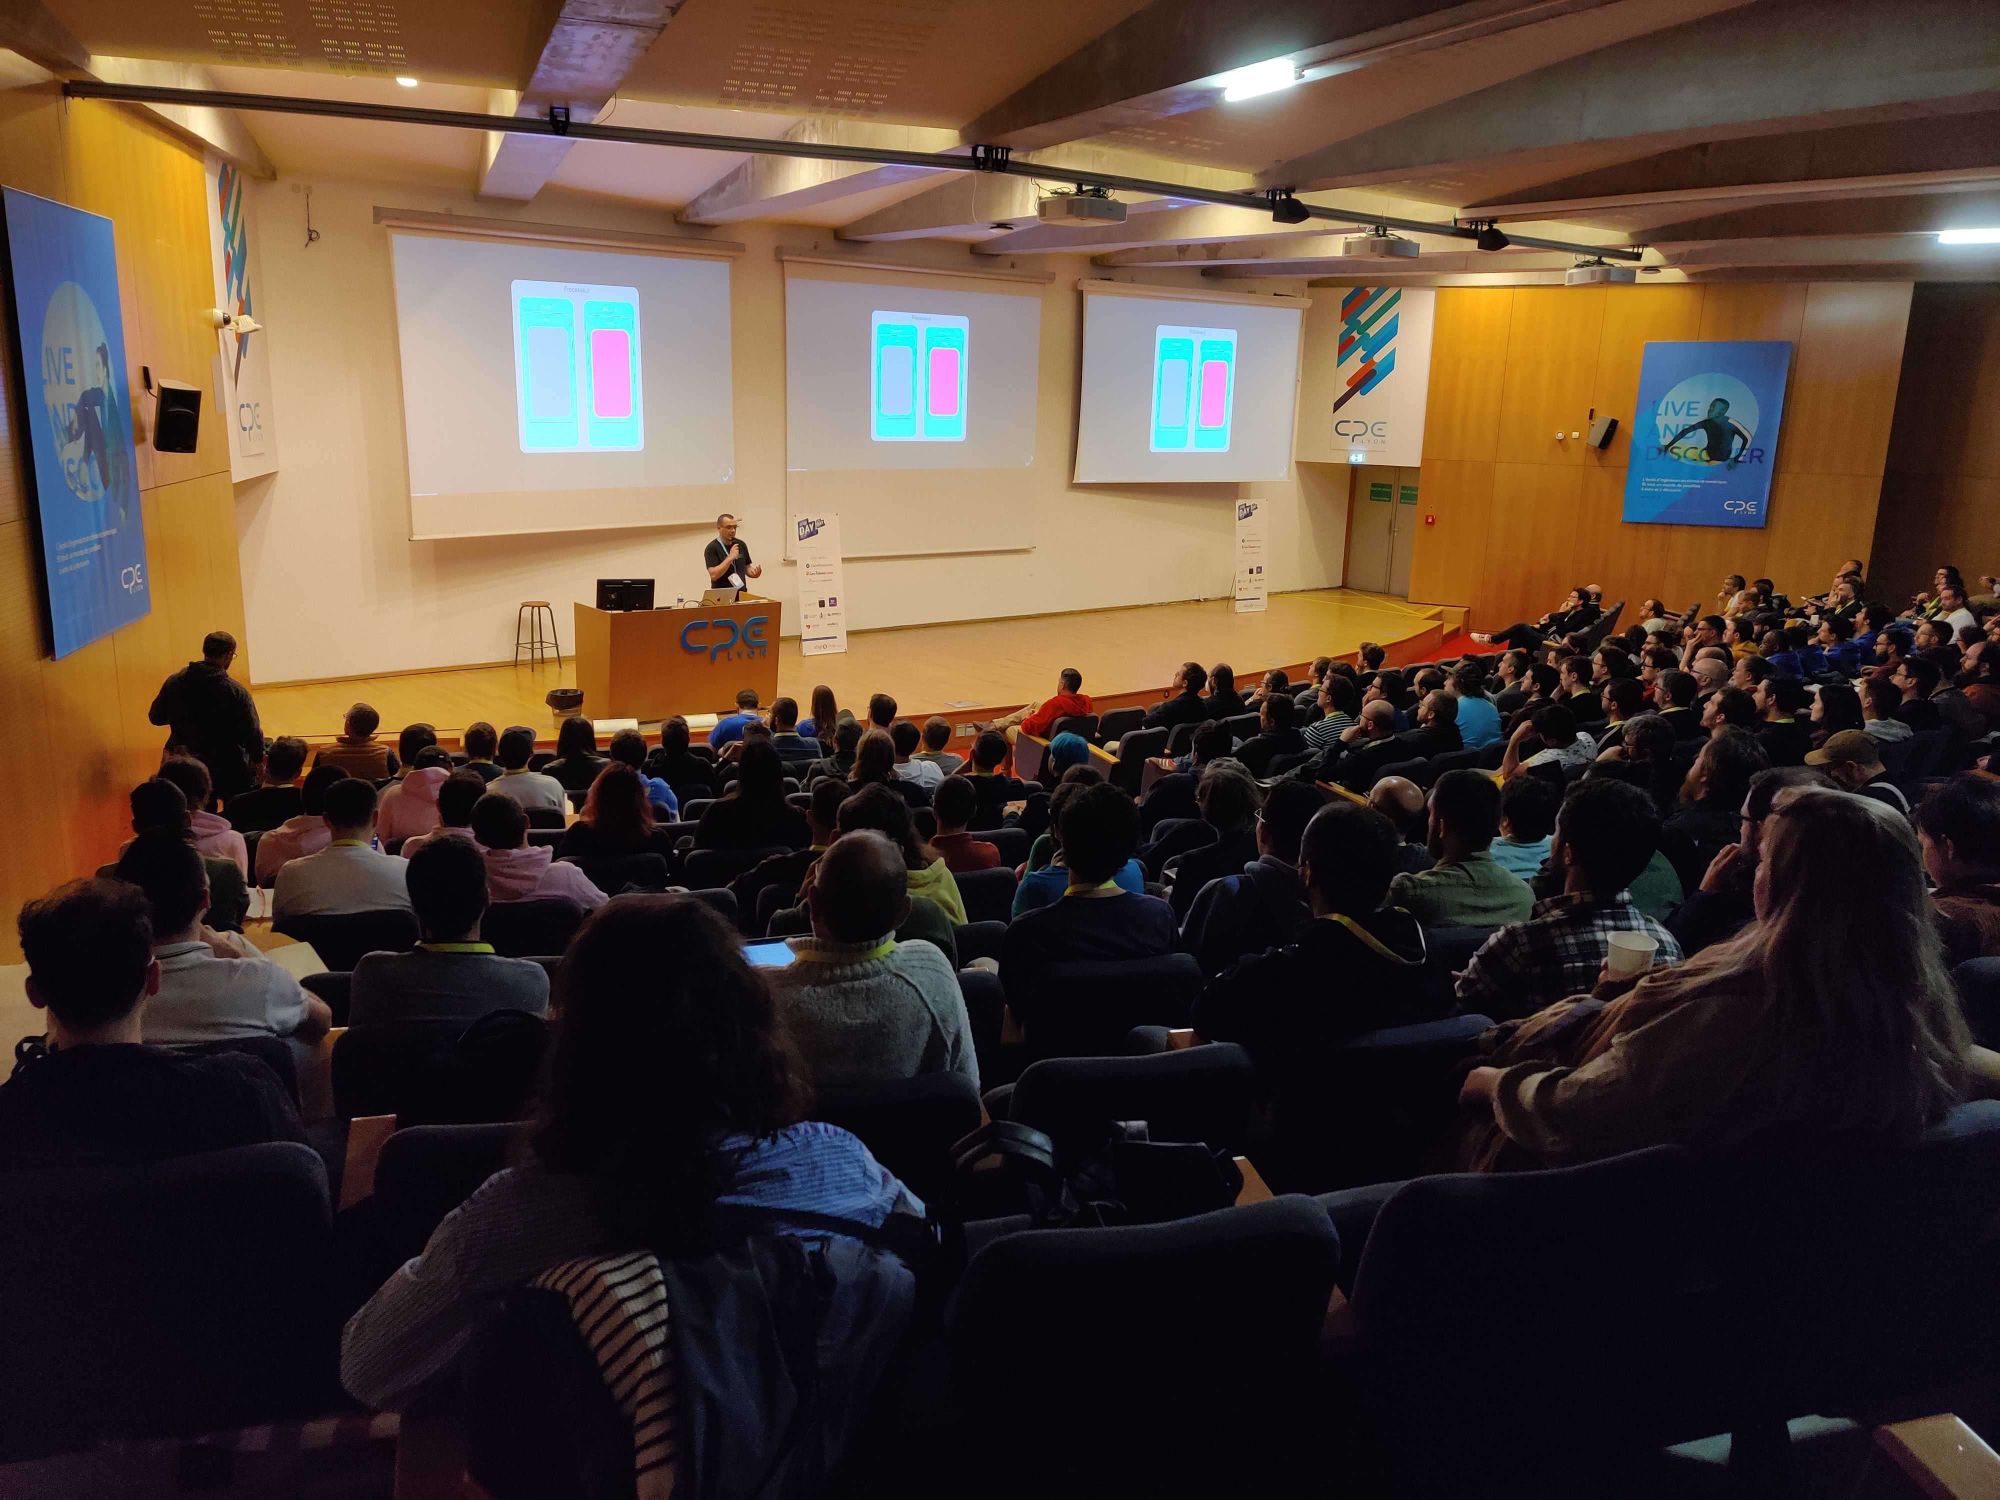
[0,1143,335,1461]
[481,897,586,958]
[817,1072,983,1205]
[1005,1044,1257,1161]
[1007,954,1203,1060]
[274,908,420,972]
[561,851,671,895]
[953,866,1017,925]
[331,1009,548,1123]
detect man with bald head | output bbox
[770,829,977,1092]
[1369,775,1435,875]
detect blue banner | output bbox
[2,188,149,657]
[1622,339,1792,529]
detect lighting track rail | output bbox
[61,80,1646,263]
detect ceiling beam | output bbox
[1211,249,1581,278]
[972,186,1475,257]
[1662,236,2000,270]
[479,0,691,202]
[1642,191,2000,245]
[1261,0,2000,191]
[677,119,959,225]
[962,0,1639,152]
[837,173,1043,241]
[1468,113,2000,221]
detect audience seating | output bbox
[525,806,566,830]
[1426,747,1483,778]
[1048,713,1098,742]
[676,886,740,927]
[970,826,1029,867]
[300,969,350,1025]
[952,920,1006,966]
[1164,723,1197,757]
[525,828,564,848]
[1420,926,1497,1013]
[481,897,586,958]
[953,866,1018,925]
[275,908,420,972]
[1094,707,1144,745]
[1375,756,1432,788]
[1006,955,1202,1059]
[560,851,671,895]
[955,965,1007,1080]
[330,1010,548,1123]
[817,1073,983,1205]
[683,846,784,891]
[1220,712,1260,741]
[339,1122,521,1304]
[0,1143,336,1461]
[1004,1044,1257,1161]
[164,1034,303,1108]
[1109,726,1167,794]
[938,1198,1340,1494]
[1954,957,2000,1047]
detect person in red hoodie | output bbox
[988,668,1093,745]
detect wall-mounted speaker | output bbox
[151,379,202,453]
[1587,415,1618,450]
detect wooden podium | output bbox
[573,595,782,723]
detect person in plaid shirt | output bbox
[1455,778,1681,1021]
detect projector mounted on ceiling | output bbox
[1565,257,1638,287]
[1039,189,1127,226]
[1337,228,1419,260]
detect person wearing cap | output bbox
[1806,729,1909,816]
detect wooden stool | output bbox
[514,601,559,667]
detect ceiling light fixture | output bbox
[1938,227,2000,245]
[1474,220,1510,252]
[1215,57,1298,103]
[1267,189,1311,225]
[395,75,420,88]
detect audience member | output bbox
[1141,719,1234,833]
[1754,677,1812,767]
[772,829,977,1093]
[649,717,717,800]
[1893,658,1944,731]
[1861,677,1911,744]
[1194,802,1433,1064]
[1370,776,1436,875]
[807,719,864,788]
[1389,770,1535,928]
[992,668,1094,742]
[731,778,847,919]
[340,895,917,1411]
[471,794,607,911]
[1002,784,1178,982]
[152,754,248,875]
[271,778,413,919]
[888,720,945,790]
[1167,764,1265,920]
[314,702,398,779]
[1450,666,1503,750]
[1492,773,1560,881]
[487,726,567,815]
[604,728,677,817]
[1502,704,1592,779]
[1470,587,1599,652]
[400,770,486,858]
[1207,663,1250,720]
[707,689,763,749]
[1303,674,1360,754]
[391,724,438,781]
[1143,661,1212,731]
[112,833,329,1044]
[929,777,1001,873]
[147,630,264,799]
[1667,765,1830,956]
[543,718,609,793]
[224,733,309,833]
[867,693,899,731]
[796,684,841,744]
[1457,789,1970,1168]
[763,698,822,770]
[1456,778,1681,1021]
[911,716,964,776]
[1331,691,1461,791]
[696,742,811,852]
[1662,728,1770,890]
[1810,682,1865,748]
[847,728,899,793]
[1653,670,1703,738]
[121,777,250,936]
[348,837,550,1025]
[459,722,503,783]
[1233,693,1306,777]
[557,763,679,862]
[1703,686,1759,732]
[255,763,348,883]
[1179,780,1321,976]
[1919,776,2000,967]
[1805,729,1910,815]
[376,757,451,844]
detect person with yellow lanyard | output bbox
[1192,800,1431,1071]
[269,777,415,923]
[348,838,550,1027]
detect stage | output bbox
[251,589,1460,746]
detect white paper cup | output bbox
[1605,930,1659,980]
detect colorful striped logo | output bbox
[1333,286,1399,414]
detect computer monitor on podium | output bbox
[595,578,655,612]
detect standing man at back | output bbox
[149,630,263,800]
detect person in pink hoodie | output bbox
[377,754,452,844]
[401,770,485,858]
[154,756,248,877]
[470,792,607,911]
[255,764,349,885]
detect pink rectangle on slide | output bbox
[1198,359,1228,426]
[927,347,961,417]
[590,330,632,418]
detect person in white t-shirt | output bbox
[889,720,944,790]
[1501,703,1598,781]
[486,725,567,815]
[271,778,413,920]
[114,832,329,1044]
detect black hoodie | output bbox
[1192,906,1434,1069]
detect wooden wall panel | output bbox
[1422,288,1513,462]
[1869,285,2000,607]
[1409,280,1912,630]
[1495,286,1605,467]
[1779,283,1913,477]
[0,88,250,957]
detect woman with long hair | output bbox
[1810,683,1864,747]
[340,895,918,1412]
[799,684,841,746]
[695,741,810,852]
[1205,663,1246,720]
[544,717,609,793]
[848,727,898,790]
[558,762,677,860]
[1457,788,1973,1169]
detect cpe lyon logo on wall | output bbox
[1623,339,1791,531]
[38,280,128,513]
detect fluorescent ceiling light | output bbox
[395,75,420,88]
[1938,227,2000,245]
[1216,58,1297,103]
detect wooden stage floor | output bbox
[251,589,1451,744]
